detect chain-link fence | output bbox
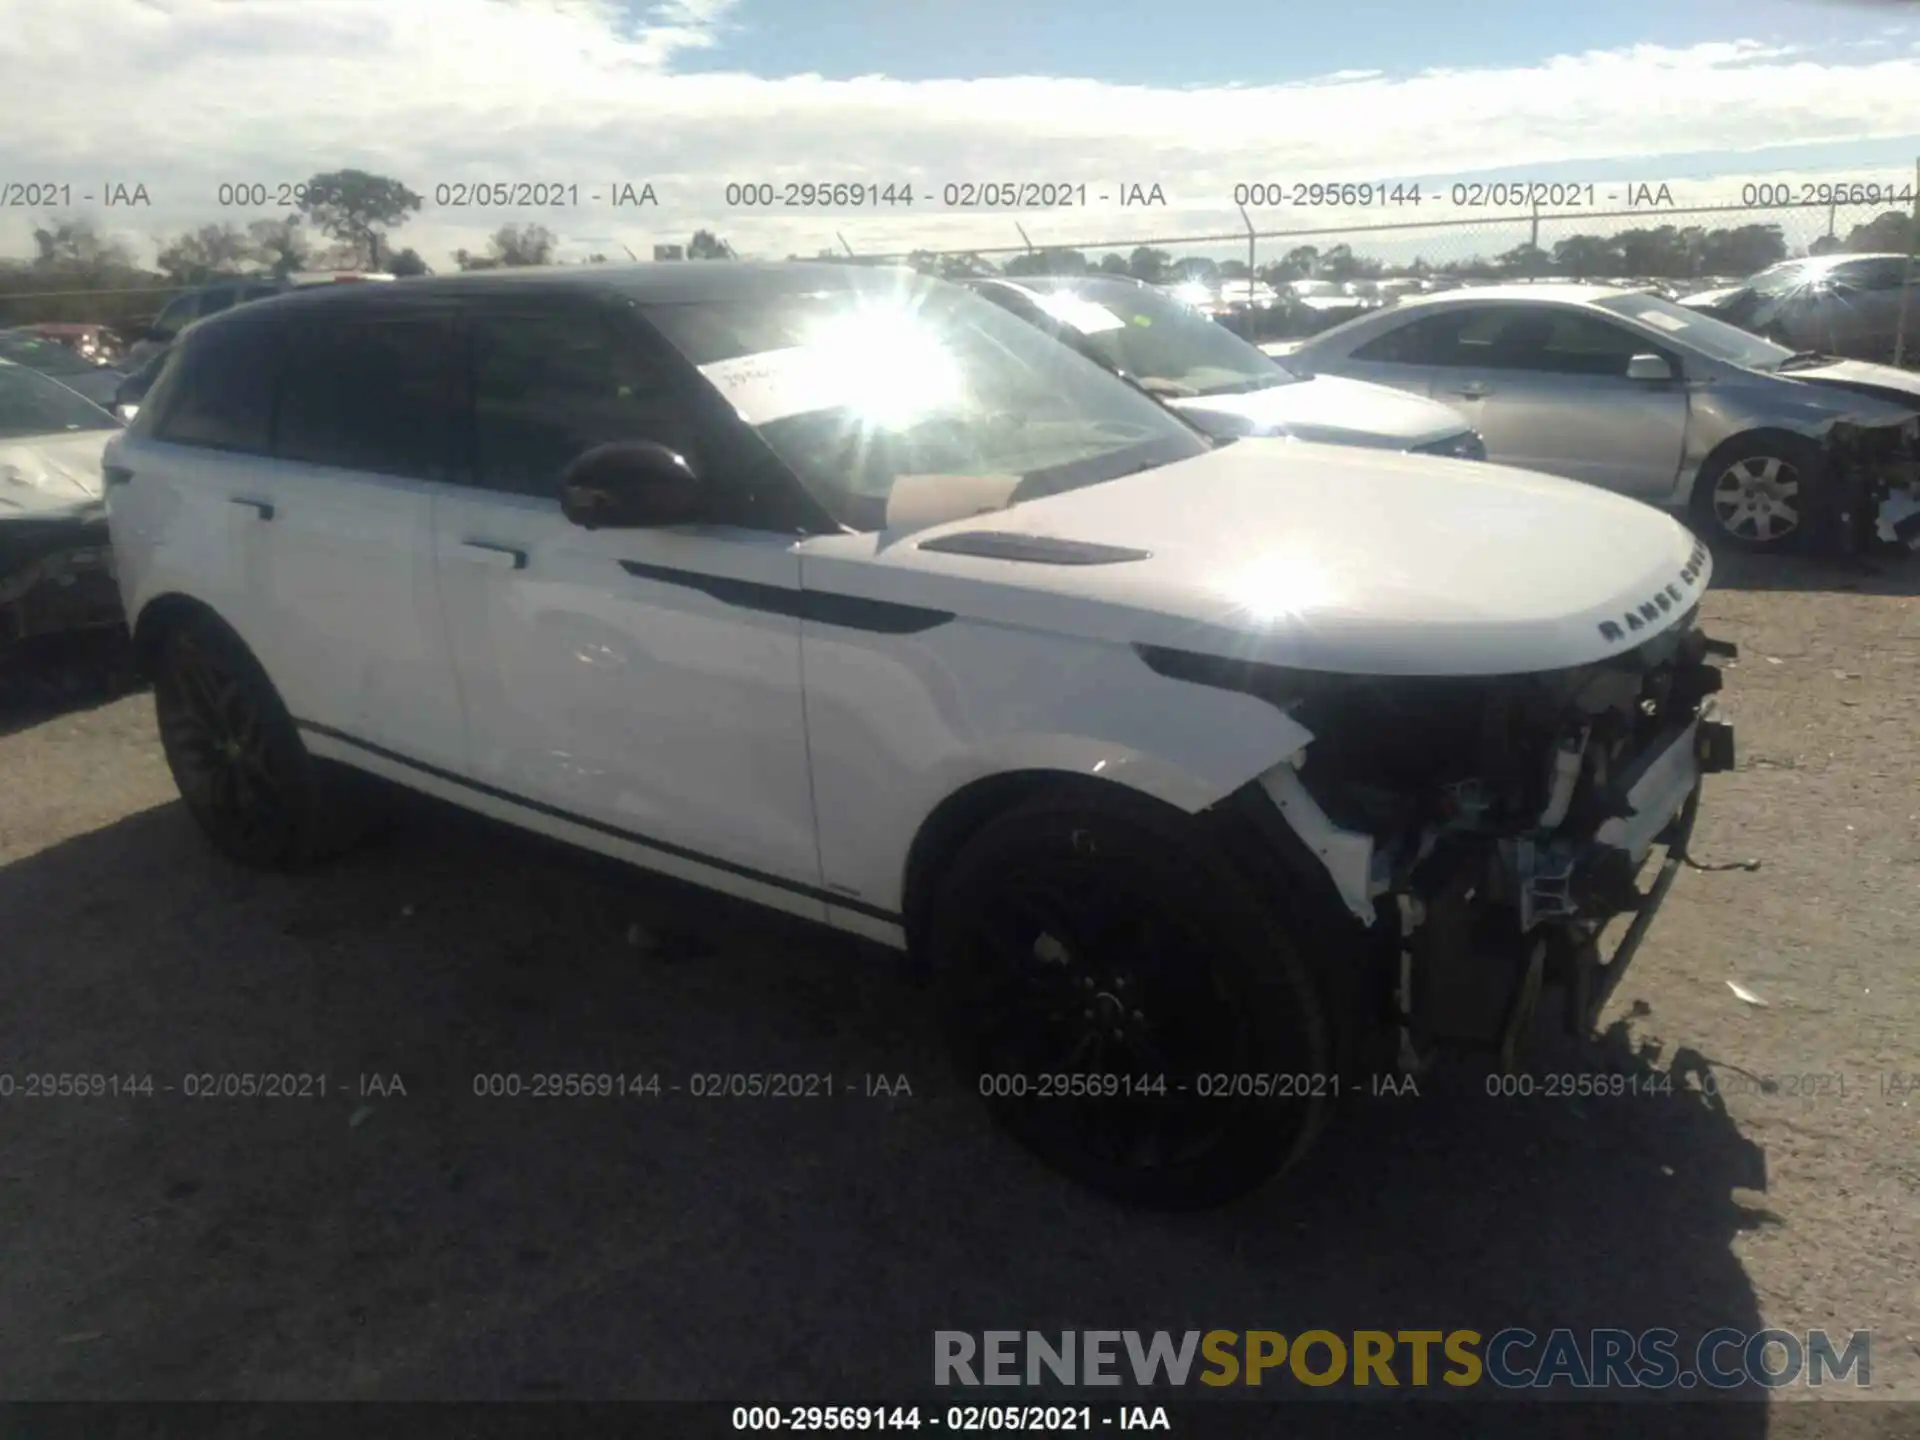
[2,164,1917,364]
[840,170,1920,365]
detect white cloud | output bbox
[1,0,1917,268]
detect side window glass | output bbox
[152,295,198,337]
[470,308,695,497]
[197,287,240,318]
[1352,313,1463,366]
[1531,312,1647,377]
[150,320,281,453]
[273,312,462,481]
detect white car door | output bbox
[130,305,468,768]
[1422,304,1689,498]
[430,297,824,914]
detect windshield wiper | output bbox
[1773,351,1836,372]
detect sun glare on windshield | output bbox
[803,303,964,430]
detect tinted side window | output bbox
[152,294,199,336]
[1351,313,1465,365]
[1839,259,1909,291]
[470,307,696,497]
[274,311,463,481]
[197,287,240,318]
[150,318,281,453]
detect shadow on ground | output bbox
[0,628,143,738]
[1705,539,1920,596]
[0,791,1785,1435]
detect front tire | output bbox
[152,616,376,868]
[928,787,1335,1210]
[1693,433,1816,552]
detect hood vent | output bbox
[916,531,1151,565]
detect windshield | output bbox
[0,335,94,376]
[1029,280,1297,397]
[1594,292,1794,370]
[0,363,119,438]
[644,275,1210,531]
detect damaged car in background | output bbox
[965,273,1487,457]
[0,358,123,646]
[1288,284,1920,554]
[109,263,1737,1209]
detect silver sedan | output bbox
[1288,283,1920,551]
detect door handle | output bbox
[229,497,275,520]
[457,540,528,570]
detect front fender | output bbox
[801,618,1314,918]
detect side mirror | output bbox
[559,441,701,530]
[1626,353,1674,382]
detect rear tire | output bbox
[1692,432,1817,552]
[927,786,1335,1210]
[152,615,378,868]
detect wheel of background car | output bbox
[926,784,1335,1210]
[1693,432,1817,552]
[152,615,384,868]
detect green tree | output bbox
[154,223,253,284]
[489,223,556,266]
[246,217,311,278]
[688,229,733,259]
[1127,246,1171,282]
[1551,233,1619,277]
[1096,253,1130,275]
[31,217,133,272]
[297,168,423,269]
[388,247,430,277]
[1845,210,1915,254]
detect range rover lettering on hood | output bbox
[1597,540,1709,643]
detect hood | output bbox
[1168,373,1469,448]
[1679,286,1746,310]
[1772,358,1920,417]
[0,430,113,519]
[799,439,1710,678]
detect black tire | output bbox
[152,614,377,868]
[928,785,1335,1210]
[1692,432,1817,552]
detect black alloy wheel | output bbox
[931,788,1335,1210]
[153,617,374,867]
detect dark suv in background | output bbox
[121,273,394,374]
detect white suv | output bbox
[104,264,1736,1209]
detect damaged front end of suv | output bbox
[1155,542,1739,1073]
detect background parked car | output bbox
[0,359,124,643]
[121,271,396,373]
[1288,282,1920,551]
[0,331,128,409]
[16,322,125,367]
[1677,253,1919,362]
[967,274,1484,456]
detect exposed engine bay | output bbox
[1169,585,1739,1073]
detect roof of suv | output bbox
[192,262,918,333]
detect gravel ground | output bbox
[0,555,1915,1430]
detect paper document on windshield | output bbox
[1033,293,1127,335]
[697,346,855,425]
[884,473,1022,532]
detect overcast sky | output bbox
[2,0,1918,269]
